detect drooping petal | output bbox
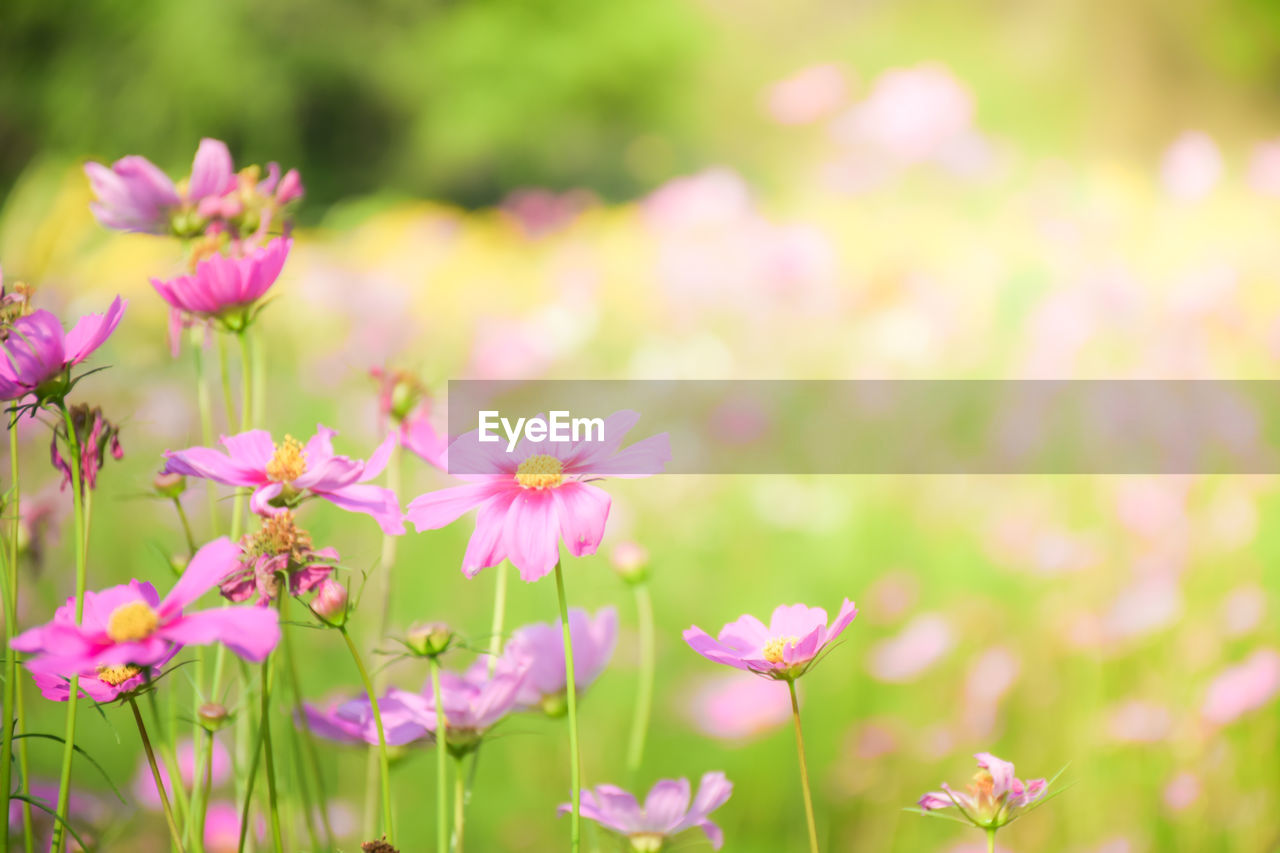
[319,484,405,535]
[502,489,561,581]
[406,481,509,531]
[461,491,518,578]
[551,481,611,558]
[159,537,241,618]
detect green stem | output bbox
[49,404,87,853]
[987,828,997,853]
[788,680,820,853]
[453,756,466,853]
[131,697,186,853]
[192,329,218,534]
[236,686,266,853]
[14,664,33,852]
[341,626,393,844]
[458,562,509,832]
[146,688,190,832]
[624,581,654,779]
[258,657,284,853]
[172,496,198,556]
[191,729,214,853]
[430,658,448,853]
[554,562,582,853]
[281,597,333,848]
[3,423,32,851]
[364,440,401,839]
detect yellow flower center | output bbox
[629,833,665,852]
[97,664,142,687]
[266,436,307,483]
[763,635,798,664]
[106,600,159,643]
[515,454,564,489]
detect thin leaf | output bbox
[13,733,127,803]
[11,792,95,850]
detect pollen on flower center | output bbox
[106,600,159,643]
[266,436,307,482]
[763,635,798,664]
[515,454,563,489]
[628,833,665,853]
[97,664,142,686]
[248,510,311,559]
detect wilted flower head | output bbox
[0,297,126,403]
[917,753,1050,830]
[163,426,404,535]
[406,410,669,581]
[222,511,338,605]
[11,537,280,676]
[50,404,123,491]
[497,607,617,714]
[683,598,857,680]
[561,772,733,851]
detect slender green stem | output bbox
[625,581,655,779]
[554,562,582,853]
[191,729,214,853]
[453,756,466,853]
[14,663,33,852]
[987,828,996,853]
[172,496,198,555]
[147,688,189,831]
[280,596,332,848]
[341,626,393,844]
[192,330,219,534]
[788,680,820,853]
[430,658,448,853]
[236,686,266,853]
[131,697,186,853]
[50,404,87,853]
[365,440,401,838]
[258,657,284,853]
[3,423,32,851]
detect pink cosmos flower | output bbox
[560,772,733,851]
[132,736,232,811]
[685,673,792,741]
[301,691,429,746]
[163,426,404,535]
[831,63,975,163]
[28,654,171,704]
[370,366,447,470]
[683,599,857,680]
[867,613,953,683]
[203,800,247,853]
[396,662,527,754]
[0,297,127,402]
[406,410,669,581]
[918,753,1049,830]
[85,138,234,234]
[497,607,618,712]
[1201,648,1280,725]
[11,537,280,675]
[1162,771,1201,812]
[151,236,290,326]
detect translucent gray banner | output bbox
[445,380,1280,474]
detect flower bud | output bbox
[198,702,231,732]
[312,579,348,624]
[361,838,399,853]
[610,541,650,584]
[405,622,454,658]
[154,471,187,499]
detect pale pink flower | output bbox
[685,673,792,741]
[84,139,235,233]
[918,753,1049,830]
[831,63,974,162]
[1105,699,1173,744]
[765,64,849,125]
[497,607,617,711]
[302,691,430,746]
[684,599,857,680]
[561,772,733,851]
[1220,585,1266,637]
[1162,771,1200,812]
[1201,648,1280,725]
[867,613,953,683]
[163,426,404,535]
[406,410,668,581]
[1160,131,1222,201]
[0,297,127,402]
[1247,139,1280,196]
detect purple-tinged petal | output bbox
[63,296,127,366]
[643,778,692,832]
[188,139,234,201]
[159,606,280,662]
[158,537,240,618]
[551,481,610,558]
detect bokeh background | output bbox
[4,0,1280,850]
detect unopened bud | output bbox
[154,471,187,499]
[198,702,231,732]
[610,541,650,584]
[312,579,348,624]
[405,622,454,658]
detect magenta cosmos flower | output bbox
[406,410,669,581]
[151,236,290,327]
[11,537,280,675]
[918,753,1049,830]
[497,606,617,713]
[29,657,170,704]
[684,599,857,680]
[560,772,733,852]
[163,426,404,535]
[85,138,234,234]
[0,297,126,402]
[301,691,429,747]
[396,662,526,755]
